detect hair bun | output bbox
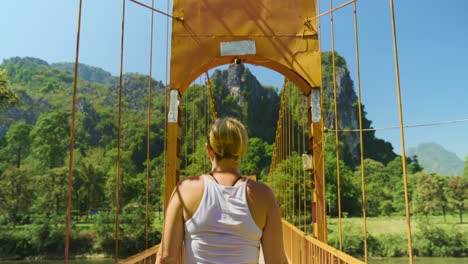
[207,117,248,161]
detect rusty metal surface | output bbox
[170,0,321,95]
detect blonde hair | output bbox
[207,117,248,161]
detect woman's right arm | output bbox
[260,188,288,264]
[155,184,185,264]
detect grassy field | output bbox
[327,214,467,235]
[8,211,165,231]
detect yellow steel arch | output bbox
[170,0,322,95]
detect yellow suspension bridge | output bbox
[62,0,417,263]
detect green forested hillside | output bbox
[0,57,168,257]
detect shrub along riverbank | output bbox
[0,211,162,260]
[327,215,467,257]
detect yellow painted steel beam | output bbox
[308,89,327,242]
[164,90,182,211]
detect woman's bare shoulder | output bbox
[246,180,276,202]
[247,179,272,191]
[173,175,205,202]
[175,175,206,221]
[177,175,204,190]
[246,180,279,229]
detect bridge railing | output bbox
[118,221,366,264]
[118,245,159,264]
[282,220,365,264]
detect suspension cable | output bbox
[353,1,369,262]
[65,0,82,263]
[278,78,288,216]
[316,0,322,78]
[163,0,170,210]
[287,86,291,220]
[319,0,328,243]
[310,0,356,21]
[297,92,301,228]
[302,96,307,233]
[290,87,294,221]
[282,88,286,217]
[145,0,155,250]
[158,0,171,257]
[282,89,286,218]
[389,0,414,263]
[327,118,468,132]
[192,85,196,168]
[203,77,208,171]
[115,0,126,261]
[315,0,323,239]
[288,85,291,220]
[164,0,170,182]
[129,0,183,21]
[294,89,298,225]
[184,91,188,177]
[205,72,218,120]
[330,0,343,251]
[296,89,299,224]
[269,78,288,186]
[199,79,204,172]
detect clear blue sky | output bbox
[1,0,467,160]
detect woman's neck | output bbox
[210,159,241,179]
[211,159,240,174]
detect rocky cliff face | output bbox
[321,52,396,166]
[322,53,361,161]
[211,64,279,143]
[211,55,364,155]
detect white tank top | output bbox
[184,174,263,264]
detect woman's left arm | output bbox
[156,184,185,264]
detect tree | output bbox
[354,158,391,216]
[102,147,144,207]
[33,167,68,216]
[0,69,19,109]
[413,173,448,217]
[5,120,31,168]
[0,166,34,225]
[446,176,467,223]
[325,141,360,217]
[240,137,272,181]
[408,155,423,174]
[73,161,105,212]
[432,175,449,221]
[30,111,70,169]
